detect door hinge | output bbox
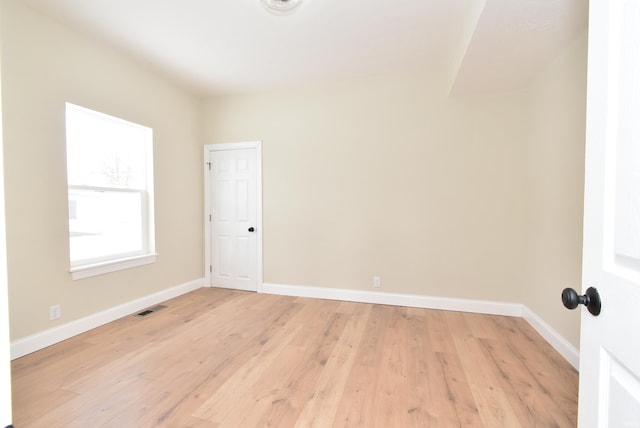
[209,265,212,273]
[206,162,212,170]
[209,214,212,222]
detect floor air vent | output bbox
[136,305,167,317]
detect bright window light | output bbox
[65,103,155,274]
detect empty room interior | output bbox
[0,0,593,426]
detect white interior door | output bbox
[205,143,262,292]
[579,0,640,426]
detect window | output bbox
[65,103,156,279]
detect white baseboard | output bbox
[262,283,523,316]
[10,278,204,359]
[262,282,580,369]
[11,279,580,370]
[522,306,580,370]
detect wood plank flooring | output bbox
[11,288,578,427]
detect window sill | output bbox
[70,253,158,280]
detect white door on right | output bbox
[208,146,259,292]
[579,0,640,426]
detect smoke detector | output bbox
[260,0,303,15]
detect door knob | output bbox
[248,227,255,232]
[562,287,601,316]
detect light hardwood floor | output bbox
[11,288,578,427]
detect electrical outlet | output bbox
[49,305,61,321]
[373,276,381,288]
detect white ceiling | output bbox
[20,0,588,98]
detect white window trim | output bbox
[70,253,158,280]
[65,103,156,279]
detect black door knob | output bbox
[562,287,601,316]
[248,227,255,232]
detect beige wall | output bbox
[204,36,588,349]
[525,32,588,348]
[204,72,530,303]
[0,0,587,352]
[1,0,204,339]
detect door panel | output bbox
[236,237,250,279]
[602,352,640,427]
[209,146,259,291]
[217,236,233,278]
[580,0,640,426]
[236,180,249,221]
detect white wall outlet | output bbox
[373,276,381,288]
[49,304,61,321]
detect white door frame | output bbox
[204,141,263,292]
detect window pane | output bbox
[65,103,154,272]
[66,106,148,190]
[69,188,145,264]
